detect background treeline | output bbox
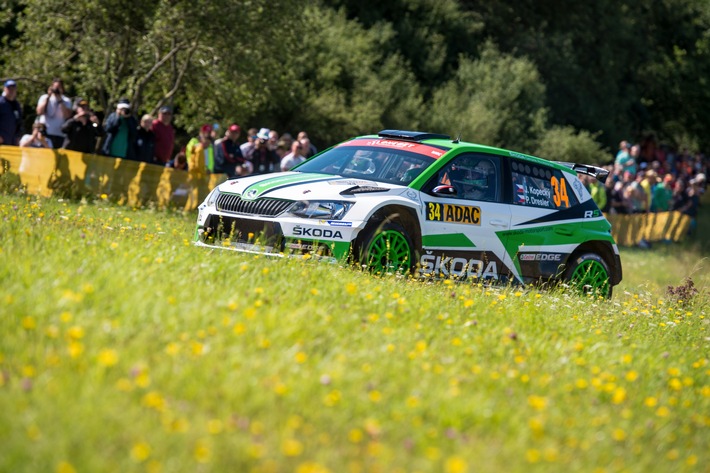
[1,0,709,162]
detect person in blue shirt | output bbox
[0,80,22,146]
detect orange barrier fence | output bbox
[0,145,692,245]
[0,145,226,210]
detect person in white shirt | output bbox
[36,78,72,148]
[19,122,53,148]
[280,140,306,171]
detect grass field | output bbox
[0,192,708,473]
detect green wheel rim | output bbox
[366,230,411,274]
[570,259,609,295]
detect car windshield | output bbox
[293,145,437,185]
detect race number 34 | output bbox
[551,176,570,208]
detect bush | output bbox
[535,126,610,164]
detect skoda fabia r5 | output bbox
[195,130,622,296]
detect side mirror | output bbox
[432,185,457,196]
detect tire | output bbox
[564,252,613,298]
[358,221,413,275]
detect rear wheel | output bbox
[358,221,413,275]
[564,253,612,298]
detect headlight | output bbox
[286,201,353,220]
[205,187,221,206]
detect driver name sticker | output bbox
[425,202,480,225]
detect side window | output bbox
[511,160,579,209]
[428,154,502,202]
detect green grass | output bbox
[0,193,708,473]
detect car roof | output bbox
[353,129,572,174]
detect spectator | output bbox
[135,114,155,163]
[35,78,72,148]
[583,174,607,211]
[614,140,636,176]
[214,123,252,178]
[280,139,306,171]
[651,174,673,212]
[240,127,258,160]
[610,171,633,214]
[623,172,648,214]
[186,124,215,176]
[280,132,295,150]
[102,98,138,159]
[151,106,175,165]
[298,131,318,158]
[19,122,53,148]
[0,79,22,146]
[61,99,104,153]
[251,128,280,174]
[267,129,280,152]
[167,148,188,170]
[275,139,289,162]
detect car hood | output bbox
[215,172,405,201]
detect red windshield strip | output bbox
[339,138,448,159]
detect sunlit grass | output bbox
[0,194,708,473]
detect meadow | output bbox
[0,192,708,473]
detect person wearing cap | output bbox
[19,122,53,148]
[651,174,674,212]
[0,79,23,146]
[61,100,104,153]
[102,98,138,160]
[35,79,72,148]
[214,124,252,178]
[251,128,280,175]
[151,106,175,164]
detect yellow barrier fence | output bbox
[0,145,692,245]
[0,145,226,210]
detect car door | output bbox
[417,153,514,282]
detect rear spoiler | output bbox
[553,162,609,184]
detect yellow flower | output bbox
[445,456,468,473]
[194,440,211,463]
[612,387,627,404]
[527,395,548,411]
[625,370,639,382]
[97,349,119,367]
[348,428,363,444]
[295,351,308,364]
[67,326,84,340]
[281,438,304,457]
[22,316,36,330]
[656,406,670,417]
[345,283,357,294]
[68,341,84,358]
[612,428,626,441]
[644,396,658,407]
[368,390,382,403]
[131,442,151,462]
[525,449,541,463]
[207,419,223,435]
[56,461,77,473]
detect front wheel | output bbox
[358,221,413,275]
[564,253,612,298]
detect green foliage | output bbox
[535,126,610,165]
[427,43,548,151]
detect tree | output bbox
[426,43,548,152]
[5,0,303,133]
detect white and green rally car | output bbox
[195,130,622,296]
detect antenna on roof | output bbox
[452,132,461,144]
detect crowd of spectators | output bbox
[0,78,318,179]
[1,77,708,238]
[581,139,708,243]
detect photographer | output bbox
[36,79,72,148]
[101,98,137,160]
[61,99,104,153]
[20,122,53,148]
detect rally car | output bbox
[195,130,622,296]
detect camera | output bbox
[52,88,61,94]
